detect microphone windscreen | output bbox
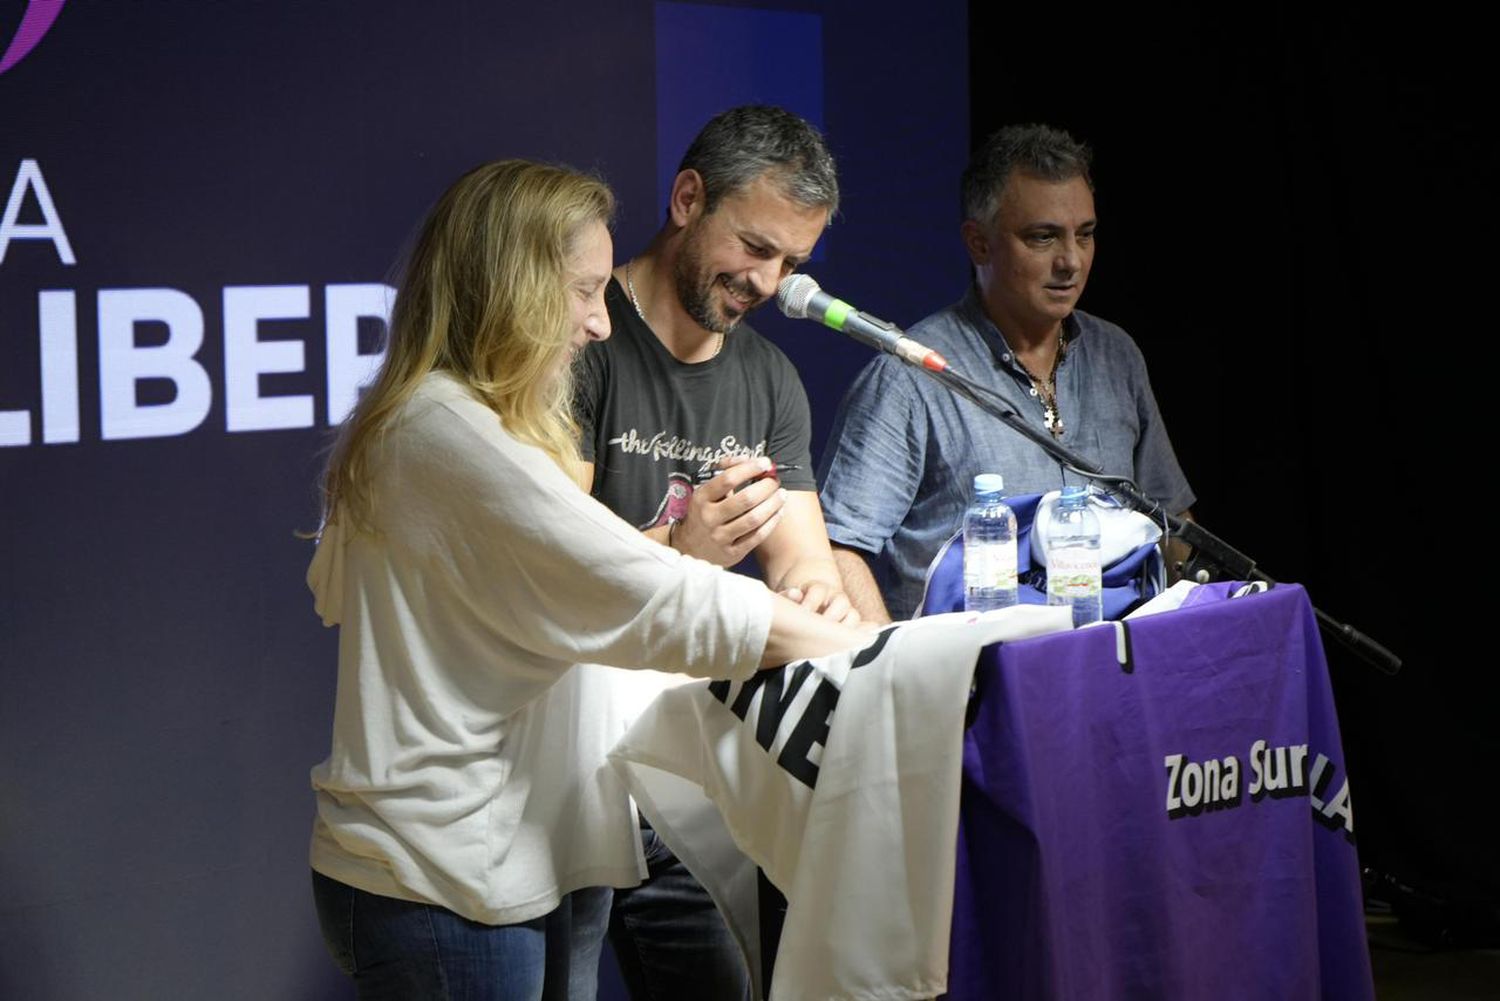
[776,274,820,319]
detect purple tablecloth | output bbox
[946,585,1373,1000]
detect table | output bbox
[611,586,1373,1000]
[947,584,1373,1000]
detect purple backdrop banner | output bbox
[0,2,967,998]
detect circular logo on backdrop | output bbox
[0,0,68,76]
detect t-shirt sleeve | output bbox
[766,352,817,492]
[817,355,925,556]
[381,396,772,681]
[573,346,605,464]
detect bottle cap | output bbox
[973,473,1005,494]
[1059,484,1089,504]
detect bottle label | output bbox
[1047,546,1101,598]
[965,542,1018,590]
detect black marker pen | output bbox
[693,463,803,484]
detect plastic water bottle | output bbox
[1045,485,1103,626]
[963,474,1018,612]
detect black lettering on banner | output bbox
[710,661,814,714]
[755,663,813,751]
[849,625,896,671]
[729,671,772,720]
[778,678,840,788]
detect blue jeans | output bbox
[312,870,612,1001]
[607,824,752,1001]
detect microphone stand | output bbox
[907,361,1401,676]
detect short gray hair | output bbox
[678,105,839,216]
[962,124,1093,224]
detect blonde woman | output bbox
[305,160,864,1001]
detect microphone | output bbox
[777,275,948,372]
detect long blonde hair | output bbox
[321,159,615,530]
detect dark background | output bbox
[1,2,1489,998]
[966,6,1493,937]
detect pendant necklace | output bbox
[625,259,724,359]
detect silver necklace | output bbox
[624,259,724,359]
[625,258,647,321]
[1018,334,1068,437]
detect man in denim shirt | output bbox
[819,125,1195,621]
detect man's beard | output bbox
[673,232,762,334]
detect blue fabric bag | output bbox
[918,492,1164,619]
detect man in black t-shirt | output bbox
[574,106,857,1000]
[577,105,855,622]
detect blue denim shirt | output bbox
[818,289,1194,619]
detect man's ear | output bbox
[960,219,990,266]
[669,169,707,228]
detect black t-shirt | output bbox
[576,278,816,531]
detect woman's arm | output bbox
[761,592,872,667]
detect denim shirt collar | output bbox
[957,285,1082,379]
